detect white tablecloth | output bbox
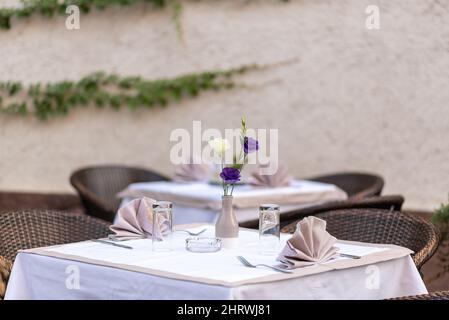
[5,226,427,300]
[119,180,348,225]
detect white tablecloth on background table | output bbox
[5,226,427,300]
[119,180,348,225]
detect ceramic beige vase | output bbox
[215,195,239,249]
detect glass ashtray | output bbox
[185,237,222,253]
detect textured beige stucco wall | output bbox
[0,0,448,211]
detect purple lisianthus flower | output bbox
[244,137,259,154]
[220,167,241,184]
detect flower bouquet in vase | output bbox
[209,117,259,249]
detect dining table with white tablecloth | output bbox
[117,180,348,225]
[5,225,427,300]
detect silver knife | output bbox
[91,239,133,249]
[339,253,361,259]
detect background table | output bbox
[119,180,347,225]
[5,226,426,300]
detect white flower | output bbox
[208,138,230,155]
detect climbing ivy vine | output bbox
[0,0,290,31]
[0,65,256,121]
[0,0,178,30]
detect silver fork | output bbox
[237,256,293,274]
[175,228,207,236]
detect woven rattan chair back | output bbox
[0,210,111,262]
[388,291,449,300]
[281,209,439,270]
[240,195,404,230]
[279,195,404,229]
[307,172,384,199]
[70,165,169,222]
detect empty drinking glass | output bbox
[259,204,280,255]
[152,201,173,252]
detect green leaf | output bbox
[432,196,449,225]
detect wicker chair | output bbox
[0,256,12,300]
[307,172,384,199]
[70,165,169,222]
[0,210,111,300]
[240,195,404,230]
[0,192,81,213]
[389,291,449,300]
[281,209,440,271]
[0,210,111,262]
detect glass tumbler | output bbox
[259,204,280,255]
[152,201,173,252]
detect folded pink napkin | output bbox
[278,216,339,268]
[173,162,214,183]
[248,164,292,188]
[110,197,169,240]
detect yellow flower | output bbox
[208,138,230,155]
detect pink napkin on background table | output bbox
[110,197,169,240]
[248,164,292,188]
[278,216,339,269]
[172,162,214,183]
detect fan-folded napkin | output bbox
[110,197,168,240]
[249,164,292,188]
[278,216,339,268]
[172,162,214,183]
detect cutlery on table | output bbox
[91,239,133,249]
[339,253,361,259]
[236,256,293,274]
[108,234,146,242]
[107,228,207,242]
[175,228,207,236]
